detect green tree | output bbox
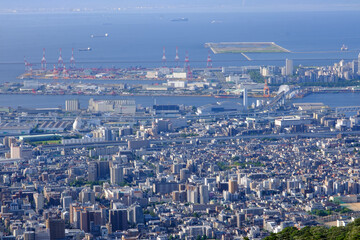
[346,225,360,240]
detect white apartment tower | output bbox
[110,165,124,185]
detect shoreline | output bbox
[0,92,220,98]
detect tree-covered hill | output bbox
[264,218,360,240]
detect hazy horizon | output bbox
[2,0,360,13]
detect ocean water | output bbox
[0,11,360,109]
[292,92,360,108]
[1,11,360,83]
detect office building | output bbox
[65,99,80,111]
[46,218,65,240]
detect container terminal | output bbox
[20,47,214,81]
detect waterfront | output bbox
[0,94,252,109]
[0,92,359,109]
[1,11,360,84]
[3,2,360,238]
[292,92,360,108]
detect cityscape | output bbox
[2,2,360,240]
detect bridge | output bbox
[262,85,300,110]
[336,106,360,115]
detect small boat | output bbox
[171,18,188,22]
[90,33,109,38]
[79,47,92,51]
[341,44,348,51]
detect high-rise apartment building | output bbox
[46,218,65,240]
[285,59,293,76]
[79,188,95,204]
[229,179,238,194]
[110,165,123,185]
[88,162,98,182]
[97,160,110,179]
[127,204,144,225]
[199,185,209,204]
[358,53,360,75]
[109,209,128,232]
[33,193,44,212]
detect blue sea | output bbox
[0,11,360,108]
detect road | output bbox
[0,130,357,155]
[34,130,360,150]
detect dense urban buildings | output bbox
[2,3,360,240]
[1,64,360,238]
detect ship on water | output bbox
[90,33,109,38]
[171,18,188,22]
[79,47,92,51]
[341,44,348,51]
